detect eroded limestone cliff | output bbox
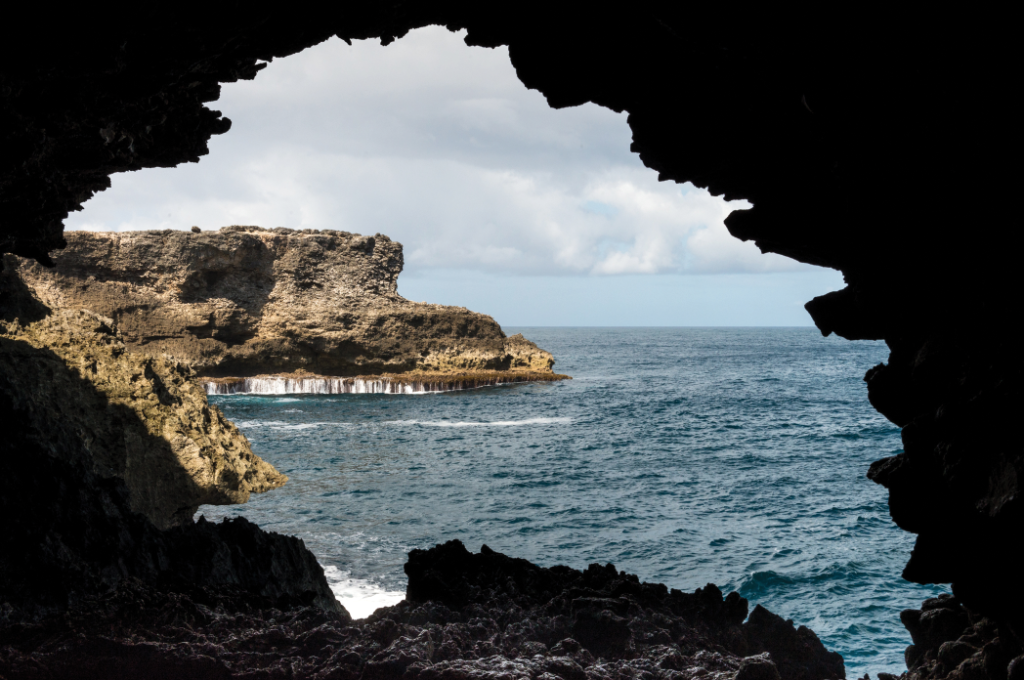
[0,287,341,615]
[1,308,285,529]
[9,227,555,379]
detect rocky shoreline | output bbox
[0,541,844,680]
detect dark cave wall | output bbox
[1,0,1020,666]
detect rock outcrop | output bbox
[8,227,556,379]
[0,541,843,680]
[1,308,285,529]
[890,594,1023,680]
[0,274,341,616]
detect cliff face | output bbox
[10,227,555,378]
[1,309,285,529]
[0,288,342,615]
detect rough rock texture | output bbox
[9,227,555,377]
[0,276,341,616]
[0,307,285,529]
[0,541,842,680]
[1,3,1020,676]
[891,594,1023,680]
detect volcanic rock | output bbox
[892,594,1023,680]
[8,227,556,378]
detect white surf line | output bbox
[203,376,531,396]
[388,416,573,428]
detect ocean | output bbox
[200,327,943,675]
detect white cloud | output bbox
[67,26,811,277]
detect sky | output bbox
[66,26,843,326]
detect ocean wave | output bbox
[229,420,289,428]
[270,422,349,431]
[230,420,351,431]
[322,566,405,619]
[387,417,572,428]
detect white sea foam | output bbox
[389,416,572,428]
[206,377,436,395]
[323,566,405,619]
[229,420,289,428]
[269,422,350,431]
[204,376,528,396]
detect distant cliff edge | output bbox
[9,227,566,389]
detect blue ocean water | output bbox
[201,327,944,675]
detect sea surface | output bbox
[201,327,944,675]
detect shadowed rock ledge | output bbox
[0,541,843,680]
[8,227,559,381]
[1,308,285,529]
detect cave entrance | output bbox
[58,26,943,672]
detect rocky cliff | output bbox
[0,293,343,616]
[1,308,285,530]
[9,227,556,379]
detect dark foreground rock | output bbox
[876,593,1024,680]
[3,4,1021,674]
[0,540,843,680]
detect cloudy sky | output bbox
[67,27,842,326]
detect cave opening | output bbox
[3,9,1018,679]
[54,26,942,671]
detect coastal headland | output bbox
[8,226,568,391]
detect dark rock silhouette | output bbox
[0,541,842,680]
[1,3,1019,677]
[892,594,1023,680]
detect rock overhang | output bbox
[1,2,1021,673]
